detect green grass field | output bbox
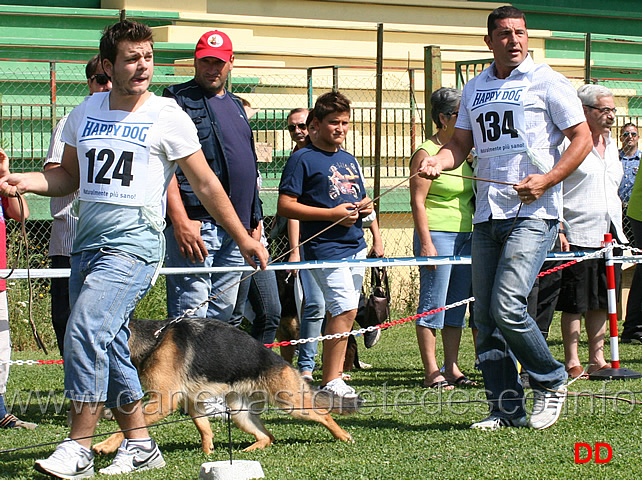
[2,314,642,480]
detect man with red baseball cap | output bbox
[163,30,263,337]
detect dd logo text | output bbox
[574,443,612,464]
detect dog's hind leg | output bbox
[226,393,275,451]
[274,367,353,444]
[93,359,184,454]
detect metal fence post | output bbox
[50,61,57,130]
[306,67,313,109]
[409,68,416,153]
[584,32,592,84]
[424,45,441,138]
[374,23,383,216]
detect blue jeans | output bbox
[472,219,566,418]
[296,268,326,373]
[413,230,472,329]
[232,262,281,344]
[65,249,156,408]
[165,221,244,321]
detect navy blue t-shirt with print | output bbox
[208,92,256,228]
[279,144,367,260]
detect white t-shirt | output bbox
[62,92,201,262]
[457,55,586,223]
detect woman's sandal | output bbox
[450,375,478,387]
[566,365,588,379]
[427,379,452,389]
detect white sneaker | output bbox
[321,378,359,399]
[203,395,229,419]
[98,439,165,475]
[470,414,528,430]
[34,438,94,479]
[529,383,567,430]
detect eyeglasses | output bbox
[447,112,459,117]
[287,123,307,132]
[586,105,617,115]
[621,131,639,138]
[89,74,110,85]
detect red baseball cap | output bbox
[195,30,234,61]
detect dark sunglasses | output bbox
[287,123,307,132]
[621,131,639,138]
[89,73,110,85]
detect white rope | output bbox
[0,251,612,279]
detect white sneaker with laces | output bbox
[202,395,229,419]
[529,383,567,430]
[321,378,359,399]
[470,414,528,430]
[98,439,165,475]
[34,438,94,479]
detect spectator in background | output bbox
[410,87,476,389]
[0,148,35,430]
[43,54,111,355]
[621,125,642,344]
[619,123,640,246]
[287,108,309,152]
[163,30,263,322]
[618,123,640,205]
[558,84,626,378]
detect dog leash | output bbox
[1,192,48,353]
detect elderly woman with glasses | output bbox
[409,87,477,389]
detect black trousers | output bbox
[50,255,70,356]
[622,217,642,339]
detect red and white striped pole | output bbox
[590,233,641,379]
[603,233,620,369]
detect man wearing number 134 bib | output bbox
[419,6,592,431]
[0,20,267,477]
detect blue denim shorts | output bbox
[310,248,367,318]
[413,230,472,329]
[65,249,156,408]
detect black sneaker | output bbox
[621,334,642,344]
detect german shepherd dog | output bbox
[92,318,355,455]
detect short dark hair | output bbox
[621,122,639,134]
[487,6,527,36]
[287,107,309,123]
[100,20,153,65]
[312,91,351,122]
[85,54,101,79]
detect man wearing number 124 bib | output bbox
[419,6,591,431]
[0,20,267,478]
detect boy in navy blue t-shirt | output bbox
[278,91,372,399]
